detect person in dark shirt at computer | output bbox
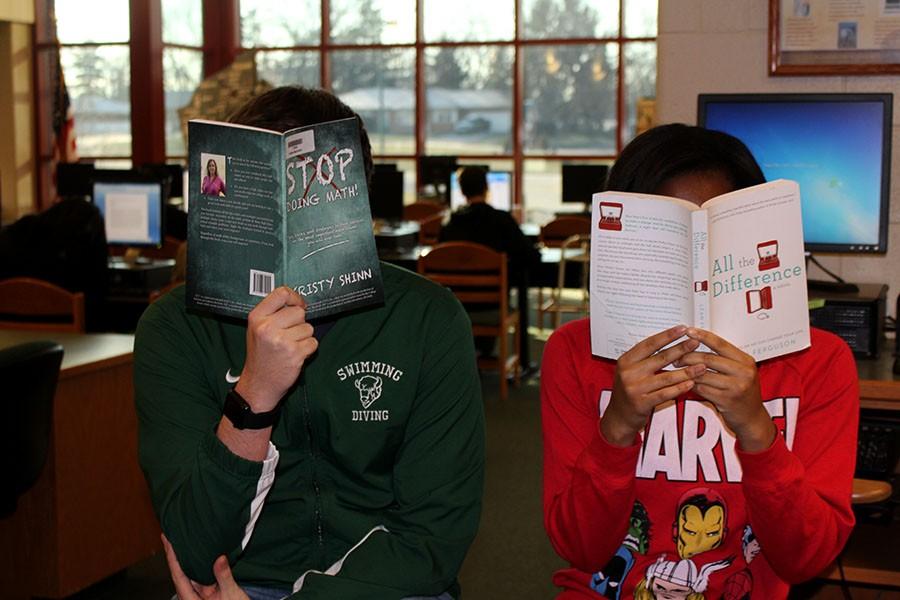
[0,195,109,331]
[440,166,539,287]
[440,166,540,364]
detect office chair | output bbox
[0,340,64,517]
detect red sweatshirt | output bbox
[542,320,858,599]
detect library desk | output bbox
[818,338,900,589]
[0,330,160,599]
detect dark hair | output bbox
[458,166,488,198]
[206,158,218,176]
[227,86,374,184]
[606,123,765,194]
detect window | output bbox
[162,0,204,157]
[239,0,657,213]
[39,0,656,212]
[41,0,131,161]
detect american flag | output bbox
[51,42,78,164]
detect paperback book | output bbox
[590,179,810,362]
[186,117,384,320]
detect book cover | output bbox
[186,117,384,320]
[589,179,810,362]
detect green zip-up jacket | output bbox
[134,262,484,599]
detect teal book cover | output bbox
[186,117,384,320]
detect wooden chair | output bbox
[0,277,86,333]
[538,215,592,248]
[537,216,592,330]
[403,200,445,222]
[418,241,521,400]
[539,233,591,330]
[851,478,892,505]
[417,212,443,245]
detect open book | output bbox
[590,179,810,362]
[186,117,384,320]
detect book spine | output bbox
[691,210,710,330]
[279,136,287,286]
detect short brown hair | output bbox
[227,86,374,184]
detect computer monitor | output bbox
[138,163,185,198]
[92,175,165,248]
[419,155,458,201]
[449,170,513,212]
[56,162,96,198]
[369,170,405,221]
[698,93,892,253]
[561,164,609,204]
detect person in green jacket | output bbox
[134,86,485,600]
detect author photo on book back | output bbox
[201,153,227,197]
[541,123,858,600]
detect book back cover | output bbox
[186,120,284,318]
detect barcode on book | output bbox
[249,270,274,297]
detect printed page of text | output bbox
[590,191,696,359]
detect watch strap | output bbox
[223,388,281,430]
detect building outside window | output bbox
[38,0,656,215]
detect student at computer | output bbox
[440,166,539,287]
[440,166,540,362]
[541,124,858,599]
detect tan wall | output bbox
[0,20,34,225]
[657,0,900,318]
[0,0,34,24]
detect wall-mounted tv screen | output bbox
[92,177,165,248]
[562,164,609,204]
[449,170,513,212]
[698,93,892,253]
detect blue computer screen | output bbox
[699,94,891,253]
[93,180,164,247]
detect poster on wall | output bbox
[770,0,900,74]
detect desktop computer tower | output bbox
[808,283,887,358]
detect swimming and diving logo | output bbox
[337,360,404,422]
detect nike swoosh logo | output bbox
[225,369,241,384]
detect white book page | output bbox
[590,191,697,359]
[703,179,811,361]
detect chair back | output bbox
[0,277,86,332]
[539,216,591,248]
[418,213,443,246]
[404,201,446,222]
[419,241,521,398]
[418,241,508,309]
[0,340,64,517]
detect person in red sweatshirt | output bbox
[541,124,858,600]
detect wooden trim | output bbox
[768,0,900,76]
[129,0,165,164]
[202,0,239,77]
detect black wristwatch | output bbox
[223,388,281,430]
